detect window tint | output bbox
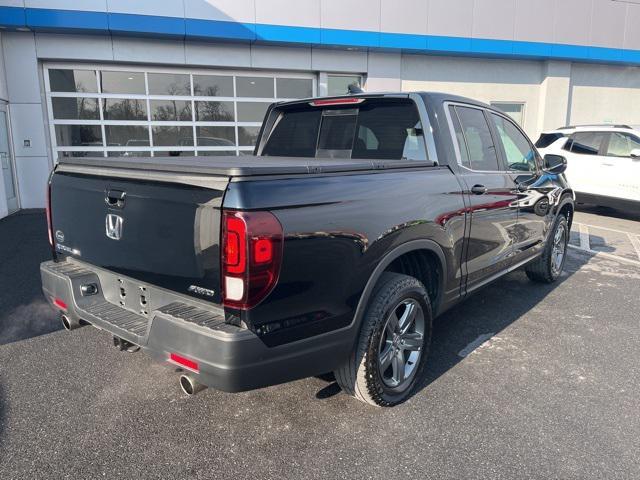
[276,78,313,98]
[103,99,147,121]
[605,132,640,157]
[568,132,606,155]
[150,100,192,121]
[327,75,362,96]
[49,69,97,93]
[236,77,274,98]
[100,71,145,94]
[449,106,470,167]
[262,109,322,157]
[455,106,500,171]
[352,101,425,160]
[535,132,564,148]
[317,111,357,157]
[147,73,190,96]
[237,102,271,122]
[262,99,425,159]
[55,125,102,147]
[490,114,537,172]
[193,75,233,97]
[51,98,100,120]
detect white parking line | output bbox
[578,223,591,250]
[458,333,495,358]
[568,244,640,267]
[574,222,640,237]
[628,233,640,262]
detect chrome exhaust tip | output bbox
[61,314,86,331]
[179,374,206,396]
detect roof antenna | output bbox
[348,82,364,94]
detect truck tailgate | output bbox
[50,169,228,304]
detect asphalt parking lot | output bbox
[0,208,639,479]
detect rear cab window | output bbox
[260,98,428,161]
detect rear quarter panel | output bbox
[224,167,466,346]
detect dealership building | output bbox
[1,0,640,218]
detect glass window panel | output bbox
[104,125,149,147]
[49,69,98,93]
[152,126,194,146]
[193,75,233,97]
[238,126,261,147]
[352,100,425,160]
[449,106,470,167]
[198,150,237,156]
[569,132,606,155]
[100,71,145,94]
[236,76,274,98]
[150,100,192,121]
[237,102,270,122]
[55,125,102,147]
[107,150,151,157]
[154,150,195,157]
[195,101,234,121]
[262,109,322,157]
[58,151,102,158]
[490,114,536,172]
[327,75,361,96]
[148,73,191,96]
[454,106,500,171]
[103,98,147,121]
[196,127,236,146]
[276,78,313,99]
[51,97,100,120]
[605,132,640,157]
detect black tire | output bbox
[525,214,569,283]
[334,272,432,407]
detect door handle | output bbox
[471,184,488,195]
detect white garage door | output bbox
[44,64,315,159]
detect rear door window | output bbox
[454,106,501,171]
[261,98,427,160]
[567,131,606,155]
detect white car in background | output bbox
[535,125,640,210]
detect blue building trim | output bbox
[2,6,640,66]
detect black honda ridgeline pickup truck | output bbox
[41,92,574,406]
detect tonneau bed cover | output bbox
[58,155,436,177]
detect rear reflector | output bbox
[169,353,199,373]
[309,98,365,106]
[53,298,67,311]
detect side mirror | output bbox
[630,148,640,158]
[543,154,567,174]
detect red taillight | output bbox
[221,210,283,310]
[309,98,365,106]
[169,353,199,373]
[45,182,53,246]
[53,298,67,311]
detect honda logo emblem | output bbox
[105,214,124,240]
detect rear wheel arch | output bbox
[352,240,447,332]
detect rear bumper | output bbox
[40,259,351,392]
